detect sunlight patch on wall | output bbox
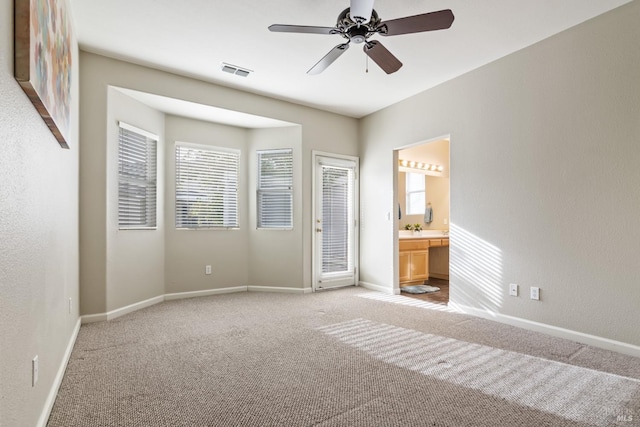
[449,223,504,311]
[318,319,639,426]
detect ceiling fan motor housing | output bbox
[337,8,382,43]
[349,26,368,43]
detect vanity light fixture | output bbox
[398,159,444,173]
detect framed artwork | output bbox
[14,0,73,149]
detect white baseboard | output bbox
[450,302,640,359]
[108,295,165,321]
[80,312,107,324]
[165,286,248,301]
[247,285,312,294]
[359,281,397,295]
[81,286,309,324]
[37,318,81,427]
[82,295,165,324]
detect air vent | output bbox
[221,63,252,77]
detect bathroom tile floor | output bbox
[401,277,449,305]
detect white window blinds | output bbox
[175,143,239,228]
[322,165,354,274]
[406,172,426,215]
[118,123,157,229]
[257,149,293,229]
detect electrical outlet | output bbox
[32,356,38,387]
[509,283,519,297]
[205,265,212,275]
[444,218,448,225]
[530,286,540,301]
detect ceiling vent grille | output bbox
[221,63,252,77]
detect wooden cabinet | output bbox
[399,248,429,284]
[399,237,449,284]
[399,251,411,282]
[399,239,429,284]
[409,250,429,281]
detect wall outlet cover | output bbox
[530,286,540,300]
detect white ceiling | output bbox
[71,0,631,119]
[115,88,298,129]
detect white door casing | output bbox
[312,152,359,291]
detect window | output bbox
[405,172,425,215]
[175,143,239,228]
[257,149,293,229]
[118,122,157,229]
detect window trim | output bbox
[174,141,240,230]
[256,148,293,230]
[117,121,158,230]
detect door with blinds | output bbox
[313,153,359,291]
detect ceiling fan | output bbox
[268,0,454,75]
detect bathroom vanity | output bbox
[399,232,449,284]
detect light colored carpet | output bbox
[48,287,640,426]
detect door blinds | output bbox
[321,165,354,274]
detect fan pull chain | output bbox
[366,55,369,73]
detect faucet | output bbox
[442,230,449,236]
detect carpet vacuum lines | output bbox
[317,319,640,427]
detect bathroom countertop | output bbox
[399,231,449,239]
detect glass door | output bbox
[313,154,358,290]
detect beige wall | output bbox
[79,52,359,313]
[248,127,305,289]
[164,116,250,293]
[106,89,166,311]
[360,1,640,349]
[0,0,80,424]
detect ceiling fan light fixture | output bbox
[350,0,375,24]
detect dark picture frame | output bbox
[14,0,73,148]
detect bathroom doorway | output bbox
[395,137,450,304]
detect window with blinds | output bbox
[175,143,239,229]
[118,123,157,229]
[406,172,426,215]
[257,149,293,229]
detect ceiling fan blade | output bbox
[363,40,402,74]
[380,9,454,36]
[307,43,350,75]
[268,24,338,35]
[350,0,375,24]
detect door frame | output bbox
[311,151,360,292]
[394,134,451,295]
